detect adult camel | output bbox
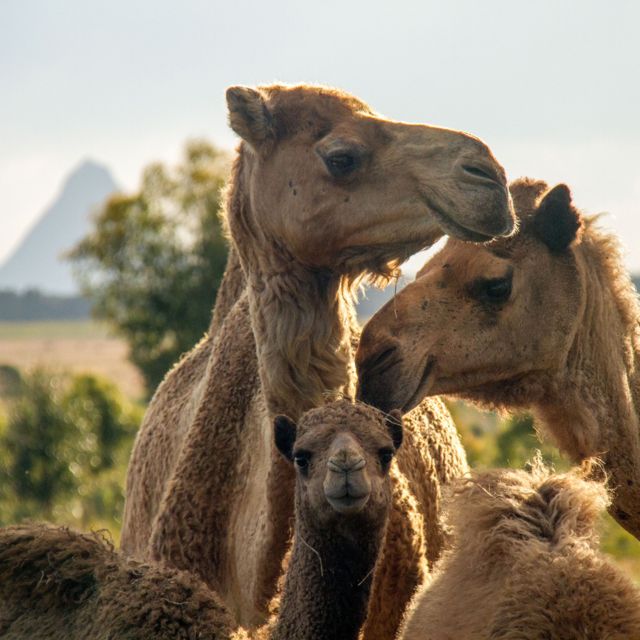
[121,84,514,639]
[357,177,640,540]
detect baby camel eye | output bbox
[378,448,394,470]
[468,273,513,305]
[324,152,359,178]
[294,451,311,472]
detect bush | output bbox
[0,370,141,533]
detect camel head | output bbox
[274,400,402,525]
[226,84,515,275]
[357,178,585,413]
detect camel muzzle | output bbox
[324,456,371,515]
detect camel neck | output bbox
[226,152,357,419]
[537,248,640,530]
[246,263,356,419]
[271,507,384,640]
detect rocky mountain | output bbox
[0,160,117,294]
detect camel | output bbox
[120,84,515,638]
[0,400,401,640]
[0,525,240,640]
[270,399,403,640]
[400,462,640,639]
[357,177,640,539]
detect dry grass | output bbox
[0,321,144,400]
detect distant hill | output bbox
[0,160,117,294]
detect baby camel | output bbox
[358,178,640,538]
[401,462,640,640]
[270,400,403,640]
[0,401,401,640]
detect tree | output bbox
[0,372,75,520]
[69,140,230,394]
[0,370,140,528]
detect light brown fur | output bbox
[358,177,640,538]
[121,83,514,638]
[401,463,640,640]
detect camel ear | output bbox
[274,415,297,462]
[532,184,583,253]
[385,409,403,451]
[226,86,274,151]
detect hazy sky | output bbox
[2,0,639,270]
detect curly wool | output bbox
[401,461,640,640]
[0,524,241,640]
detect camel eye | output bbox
[468,273,512,305]
[378,448,394,471]
[324,152,359,178]
[294,451,311,473]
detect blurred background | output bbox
[1,0,639,577]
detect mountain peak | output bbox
[0,160,118,294]
[60,159,116,195]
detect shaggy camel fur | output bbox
[0,401,400,640]
[271,400,403,640]
[358,178,640,538]
[401,463,640,640]
[121,84,514,638]
[0,525,239,640]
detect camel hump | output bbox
[448,458,610,548]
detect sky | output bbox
[2,0,639,271]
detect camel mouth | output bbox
[326,493,370,515]
[426,200,495,243]
[358,345,403,380]
[402,357,436,413]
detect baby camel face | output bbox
[357,180,584,413]
[274,401,402,526]
[226,84,514,273]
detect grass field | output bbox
[0,320,144,399]
[0,320,111,340]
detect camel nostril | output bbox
[461,163,500,184]
[328,455,366,473]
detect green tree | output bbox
[0,372,76,520]
[63,374,135,472]
[69,140,230,394]
[0,370,141,530]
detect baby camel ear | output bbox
[226,86,275,151]
[274,415,297,462]
[532,184,583,253]
[385,409,404,451]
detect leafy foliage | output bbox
[69,140,230,394]
[0,370,141,531]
